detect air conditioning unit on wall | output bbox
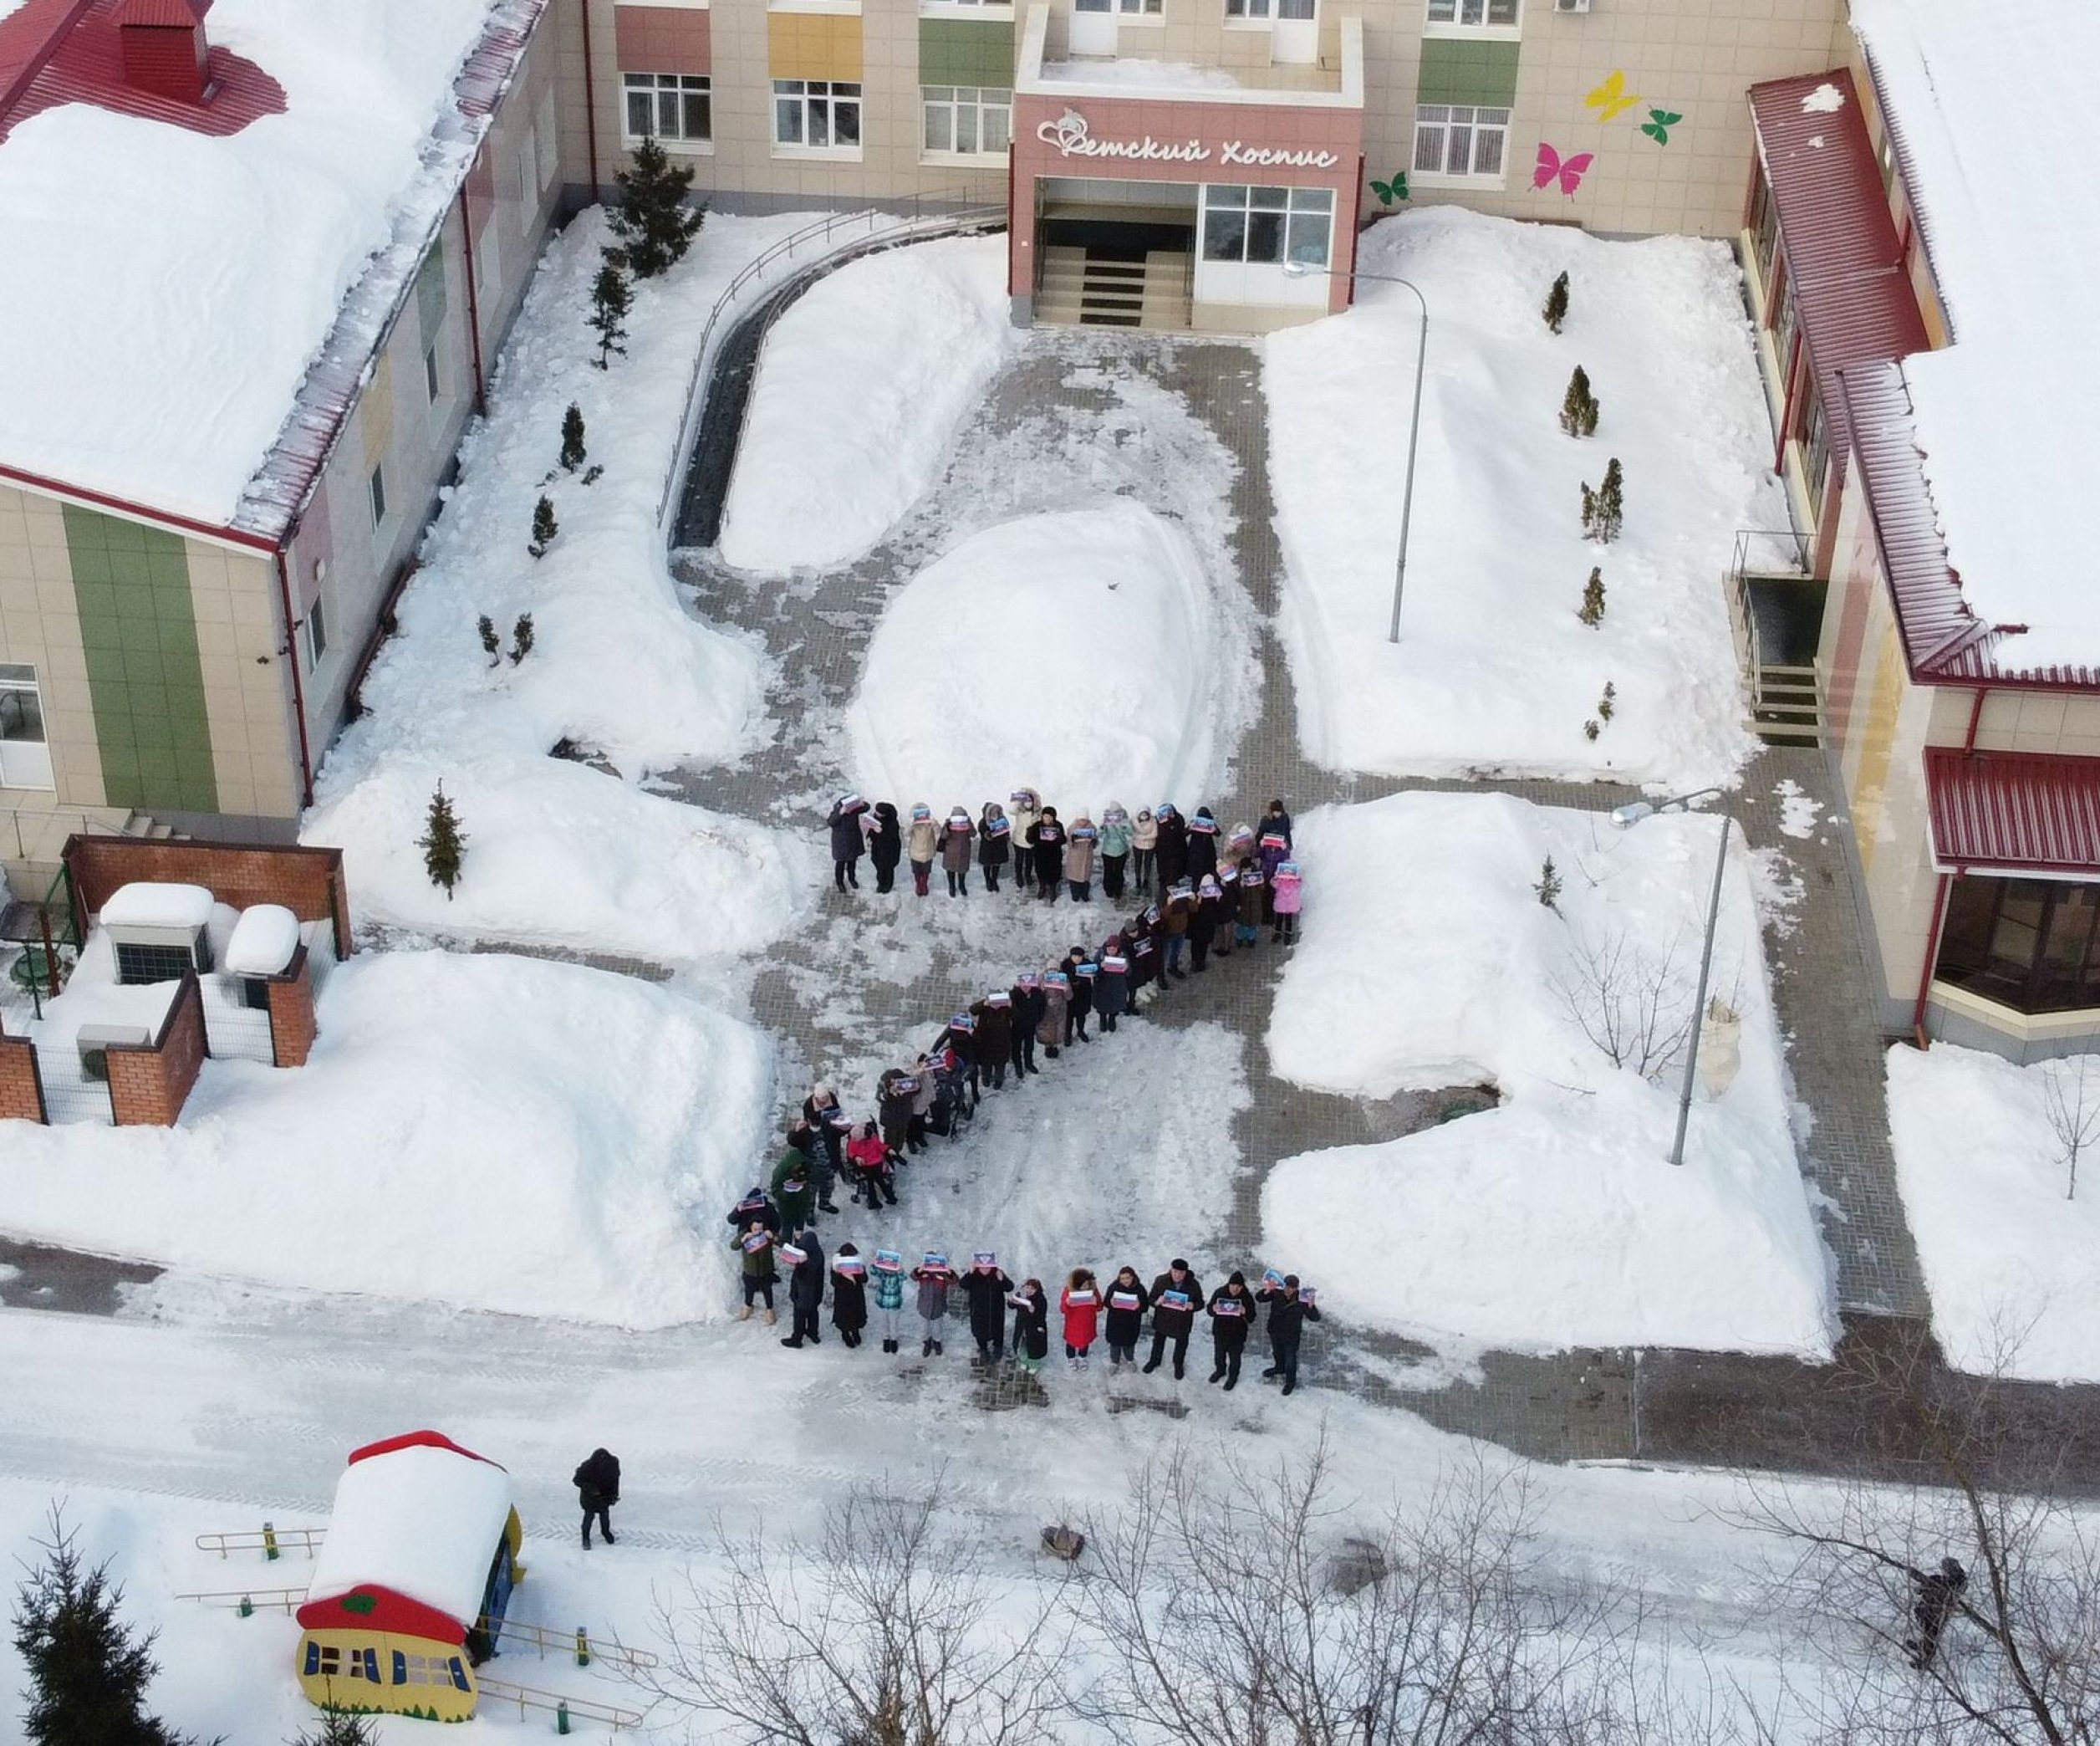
[1555,0,1592,13]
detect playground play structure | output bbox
[179,1429,650,1731]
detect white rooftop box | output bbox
[100,881,216,985]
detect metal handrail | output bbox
[175,1586,308,1613]
[492,1617,658,1670]
[196,1526,326,1560]
[477,1675,643,1729]
[654,191,1005,530]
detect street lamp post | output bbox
[1284,258,1428,643]
[1609,787,1731,1168]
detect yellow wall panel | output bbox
[767,13,863,83]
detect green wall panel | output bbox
[62,503,218,816]
[919,18,1016,89]
[1416,38,1520,108]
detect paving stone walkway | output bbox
[658,324,2088,1482]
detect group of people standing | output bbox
[825,789,1305,950]
[720,1196,1327,1398]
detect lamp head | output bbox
[1610,801,1656,830]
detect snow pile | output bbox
[1886,1042,2100,1382]
[0,951,775,1326]
[719,236,1019,571]
[1040,59,1243,91]
[1773,779,1822,840]
[306,211,816,960]
[845,501,1247,809]
[1263,208,1781,788]
[99,884,215,929]
[223,906,301,976]
[307,1440,512,1625]
[1262,792,1832,1357]
[1850,0,2100,673]
[0,0,499,523]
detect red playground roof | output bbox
[1925,748,2100,876]
[295,1583,468,1646]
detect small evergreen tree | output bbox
[1534,856,1563,911]
[477,615,501,666]
[1583,718,1601,742]
[560,402,587,472]
[1559,365,1599,438]
[588,259,631,370]
[528,495,558,559]
[1578,566,1606,627]
[1542,270,1569,334]
[606,137,706,279]
[13,1509,194,1746]
[291,1708,378,1746]
[420,784,466,900]
[1581,457,1625,544]
[1598,680,1617,722]
[508,613,535,666]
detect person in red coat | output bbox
[1061,1267,1102,1370]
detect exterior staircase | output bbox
[1037,247,1193,329]
[3,806,180,903]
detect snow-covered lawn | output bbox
[1262,791,1832,1357]
[845,500,1255,808]
[1886,1042,2100,1382]
[1264,208,1784,789]
[718,234,1019,572]
[305,210,816,960]
[0,952,773,1327]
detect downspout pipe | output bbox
[579,0,602,205]
[1964,685,1988,753]
[459,177,489,416]
[273,547,317,809]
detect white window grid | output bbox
[1200,184,1333,267]
[1426,0,1517,24]
[1074,0,1162,18]
[922,85,1011,155]
[1412,104,1509,179]
[624,72,712,142]
[0,666,44,743]
[774,79,861,148]
[1226,0,1313,20]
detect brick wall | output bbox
[266,947,318,1069]
[64,836,353,960]
[0,1022,47,1125]
[106,973,207,1128]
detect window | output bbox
[1076,0,1163,17]
[536,86,559,190]
[1748,167,1780,288]
[305,587,329,672]
[922,86,1010,156]
[1200,185,1333,268]
[0,662,54,791]
[624,72,712,144]
[1798,385,1830,522]
[774,79,861,151]
[1411,104,1509,179]
[368,463,387,529]
[1426,0,1516,23]
[425,341,441,403]
[1938,876,2100,1015]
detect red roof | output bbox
[113,0,196,26]
[1925,748,2100,876]
[1747,69,1931,462]
[348,1429,505,1472]
[295,1583,468,1646]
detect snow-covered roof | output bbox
[0,0,528,539]
[305,1434,512,1631]
[223,903,298,975]
[99,881,214,930]
[1851,0,2100,675]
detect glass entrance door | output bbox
[0,663,54,790]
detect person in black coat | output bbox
[573,1447,620,1549]
[1011,1278,1050,1375]
[1187,808,1221,881]
[802,1085,849,1214]
[1206,1272,1255,1389]
[961,1253,1015,1361]
[1905,1558,1968,1671]
[1027,807,1068,901]
[1012,977,1044,1076]
[972,993,1013,1091]
[867,802,903,895]
[1257,1274,1323,1395]
[782,1228,826,1348]
[726,1185,780,1237]
[978,803,1012,894]
[1143,1259,1205,1379]
[827,795,869,893]
[1154,806,1190,891]
[1103,1265,1150,1366]
[1263,799,1294,850]
[830,1242,869,1348]
[1064,950,1096,1044]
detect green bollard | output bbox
[238,1595,252,1618]
[556,1700,572,1734]
[574,1625,591,1667]
[262,1522,280,1563]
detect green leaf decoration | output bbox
[339,1591,379,1615]
[1369,170,1409,206]
[1640,109,1683,145]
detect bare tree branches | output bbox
[2041,1054,2100,1202]
[1553,932,1699,1082]
[643,1481,1072,1746]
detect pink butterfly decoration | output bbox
[1533,142,1595,196]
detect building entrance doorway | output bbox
[1034,178,1195,329]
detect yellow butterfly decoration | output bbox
[1585,69,1642,123]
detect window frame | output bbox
[1424,0,1518,31]
[920,84,1012,158]
[772,78,864,156]
[622,71,714,147]
[305,582,330,673]
[1936,875,2100,1016]
[1199,184,1333,269]
[368,462,388,530]
[425,339,442,406]
[1409,102,1511,182]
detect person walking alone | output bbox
[573,1447,620,1549]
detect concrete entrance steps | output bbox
[3,806,179,902]
[1037,247,1192,329]
[1751,664,1822,746]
